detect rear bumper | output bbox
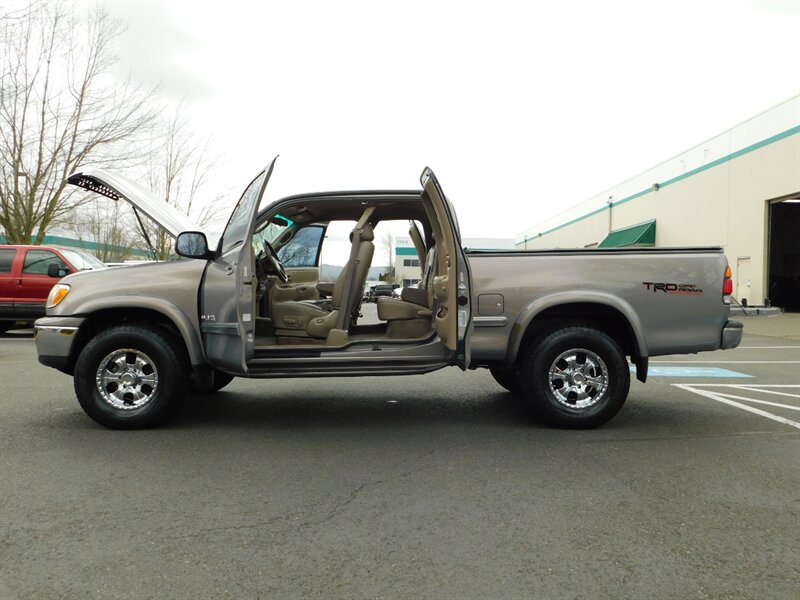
[35,316,85,373]
[721,320,743,350]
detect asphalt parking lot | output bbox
[1,315,798,599]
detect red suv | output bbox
[0,245,106,332]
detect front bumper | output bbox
[721,319,743,350]
[34,316,86,373]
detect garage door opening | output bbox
[768,196,800,312]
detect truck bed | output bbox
[466,246,731,363]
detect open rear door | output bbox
[420,168,472,369]
[201,159,277,374]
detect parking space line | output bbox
[707,392,800,411]
[651,360,800,364]
[674,384,800,430]
[692,384,800,387]
[737,346,800,349]
[728,385,800,399]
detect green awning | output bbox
[598,220,656,248]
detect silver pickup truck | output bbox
[35,160,743,429]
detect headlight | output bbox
[47,284,71,308]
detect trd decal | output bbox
[643,282,703,295]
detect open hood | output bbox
[67,168,206,239]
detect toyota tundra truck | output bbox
[34,160,743,429]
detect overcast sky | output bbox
[98,0,799,243]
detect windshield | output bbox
[60,249,107,270]
[252,214,295,252]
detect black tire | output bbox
[73,324,189,429]
[490,367,521,394]
[519,326,630,429]
[191,370,235,394]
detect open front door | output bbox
[201,159,277,374]
[420,167,472,369]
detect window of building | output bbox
[403,258,420,267]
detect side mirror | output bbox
[175,231,211,259]
[47,263,69,278]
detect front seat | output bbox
[376,244,437,338]
[271,223,375,340]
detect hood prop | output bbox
[132,206,159,262]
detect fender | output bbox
[505,290,649,374]
[75,296,206,366]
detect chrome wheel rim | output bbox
[548,348,609,410]
[95,348,159,410]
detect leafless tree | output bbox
[380,230,396,283]
[0,2,157,244]
[136,104,223,260]
[66,198,138,263]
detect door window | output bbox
[0,249,15,273]
[218,170,268,255]
[277,225,325,267]
[22,250,67,275]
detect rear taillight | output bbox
[723,265,733,296]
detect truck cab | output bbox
[35,161,475,428]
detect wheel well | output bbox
[67,308,187,374]
[518,302,639,359]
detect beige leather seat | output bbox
[376,246,436,337]
[272,224,375,339]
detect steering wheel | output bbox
[263,240,288,282]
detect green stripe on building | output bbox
[519,125,800,245]
[0,234,150,258]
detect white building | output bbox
[394,236,423,287]
[394,236,515,287]
[517,96,800,311]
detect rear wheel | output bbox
[73,324,188,429]
[519,326,630,428]
[489,367,521,394]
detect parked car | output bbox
[0,245,106,332]
[35,161,742,430]
[368,284,396,302]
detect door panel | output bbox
[420,168,472,368]
[736,257,751,304]
[269,267,320,304]
[201,159,276,374]
[0,248,18,318]
[15,249,71,318]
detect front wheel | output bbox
[519,326,630,429]
[73,324,188,429]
